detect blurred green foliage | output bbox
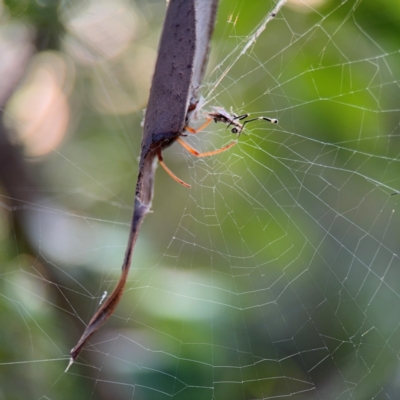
[4,0,64,49]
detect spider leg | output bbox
[158,113,242,187]
[226,113,248,131]
[176,137,236,157]
[184,118,213,134]
[241,117,262,129]
[235,113,249,121]
[240,116,279,132]
[262,117,279,124]
[157,149,191,188]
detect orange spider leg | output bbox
[184,118,213,134]
[157,149,191,188]
[157,117,237,188]
[176,137,237,157]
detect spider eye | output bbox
[231,128,238,134]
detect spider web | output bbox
[1,0,400,399]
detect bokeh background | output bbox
[1,0,400,399]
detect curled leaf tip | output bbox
[65,357,74,372]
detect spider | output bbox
[158,106,279,188]
[207,106,278,135]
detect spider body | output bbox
[207,106,278,135]
[207,107,244,133]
